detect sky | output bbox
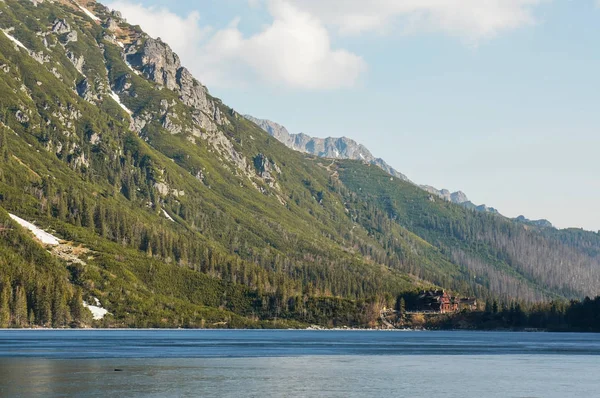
[107,0,600,232]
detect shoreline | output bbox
[0,327,576,333]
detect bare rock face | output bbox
[176,66,210,111]
[253,153,281,190]
[127,38,180,90]
[126,38,216,120]
[64,30,78,44]
[162,114,182,135]
[66,51,85,73]
[15,110,29,124]
[52,19,71,34]
[244,115,410,182]
[421,186,470,204]
[104,17,119,31]
[76,79,96,102]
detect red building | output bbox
[416,290,459,313]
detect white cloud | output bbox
[107,2,209,55]
[107,0,547,90]
[286,0,545,40]
[108,0,365,90]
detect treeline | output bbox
[0,211,91,328]
[427,297,600,332]
[337,161,600,303]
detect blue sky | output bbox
[108,0,600,231]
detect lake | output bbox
[0,330,599,397]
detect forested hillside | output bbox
[0,0,598,328]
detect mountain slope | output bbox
[0,0,598,329]
[244,115,504,213]
[244,115,410,182]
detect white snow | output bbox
[109,91,132,114]
[124,59,141,75]
[359,153,365,160]
[83,297,109,320]
[78,5,100,22]
[9,214,61,246]
[2,29,29,51]
[162,209,175,222]
[334,149,340,158]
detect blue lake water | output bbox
[0,330,599,397]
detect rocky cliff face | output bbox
[514,216,553,228]
[420,186,470,204]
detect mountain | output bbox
[246,115,500,212]
[244,115,410,182]
[0,0,599,329]
[514,216,554,229]
[420,186,470,204]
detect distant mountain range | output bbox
[244,115,511,215]
[244,116,559,229]
[244,116,410,182]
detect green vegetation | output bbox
[0,0,598,329]
[416,296,600,333]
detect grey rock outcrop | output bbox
[125,38,224,127]
[244,115,410,182]
[420,186,470,204]
[245,115,509,216]
[126,38,180,90]
[66,50,84,73]
[64,30,78,44]
[104,17,119,31]
[52,19,71,34]
[514,216,553,228]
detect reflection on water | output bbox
[0,330,599,397]
[2,355,599,398]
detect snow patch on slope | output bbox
[109,91,132,114]
[2,29,29,51]
[124,59,141,75]
[162,209,175,222]
[83,297,109,320]
[9,214,60,246]
[77,4,101,22]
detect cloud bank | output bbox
[108,0,546,90]
[286,0,545,39]
[108,0,365,90]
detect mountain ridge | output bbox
[244,115,411,182]
[243,115,502,212]
[0,0,595,330]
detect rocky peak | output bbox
[245,116,293,144]
[421,186,470,204]
[125,38,213,114]
[514,216,554,228]
[244,115,410,182]
[126,38,181,90]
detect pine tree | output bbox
[52,286,69,328]
[0,279,11,328]
[13,285,28,327]
[69,287,87,326]
[0,127,7,162]
[35,285,52,327]
[398,297,406,315]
